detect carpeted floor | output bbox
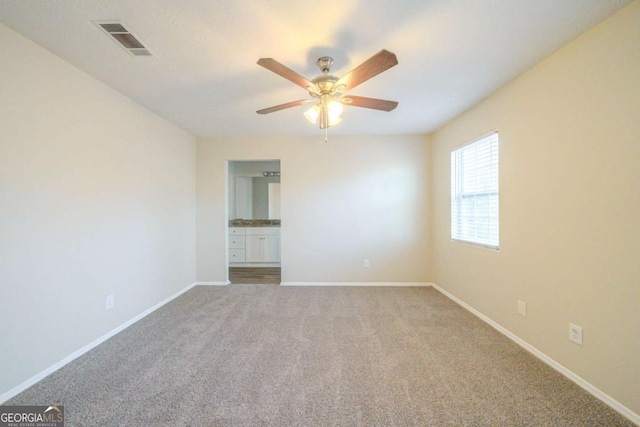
[6,285,634,426]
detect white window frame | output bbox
[451,130,499,250]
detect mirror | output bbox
[235,176,280,219]
[229,160,280,220]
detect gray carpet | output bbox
[7,285,634,426]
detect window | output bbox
[451,131,499,249]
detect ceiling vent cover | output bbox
[94,21,151,57]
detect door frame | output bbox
[225,159,282,283]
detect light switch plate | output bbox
[106,294,114,310]
[569,323,583,345]
[517,300,527,317]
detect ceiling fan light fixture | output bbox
[328,115,342,127]
[304,99,343,128]
[304,104,321,124]
[327,100,343,125]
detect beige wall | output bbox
[0,24,197,397]
[430,2,640,416]
[2,0,637,418]
[197,135,431,283]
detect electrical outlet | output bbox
[517,300,527,317]
[363,259,370,268]
[106,294,114,310]
[569,323,583,345]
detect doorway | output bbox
[227,160,281,284]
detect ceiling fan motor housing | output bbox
[310,74,339,97]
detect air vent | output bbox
[99,23,127,33]
[94,21,152,57]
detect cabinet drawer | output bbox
[245,227,280,236]
[229,236,245,249]
[229,249,245,262]
[229,227,245,235]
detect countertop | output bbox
[229,219,280,227]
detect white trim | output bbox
[280,282,431,287]
[451,128,499,151]
[0,282,197,404]
[451,238,500,252]
[195,281,230,286]
[430,282,640,426]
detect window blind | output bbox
[451,131,499,249]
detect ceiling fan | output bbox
[256,50,399,130]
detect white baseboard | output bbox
[430,282,640,426]
[280,282,431,287]
[0,281,197,404]
[196,281,230,286]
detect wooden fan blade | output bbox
[344,95,398,111]
[257,99,312,114]
[336,50,398,91]
[257,58,314,91]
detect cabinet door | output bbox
[229,249,245,263]
[229,227,245,236]
[245,236,263,262]
[262,235,280,262]
[229,236,245,249]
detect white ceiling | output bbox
[0,0,631,137]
